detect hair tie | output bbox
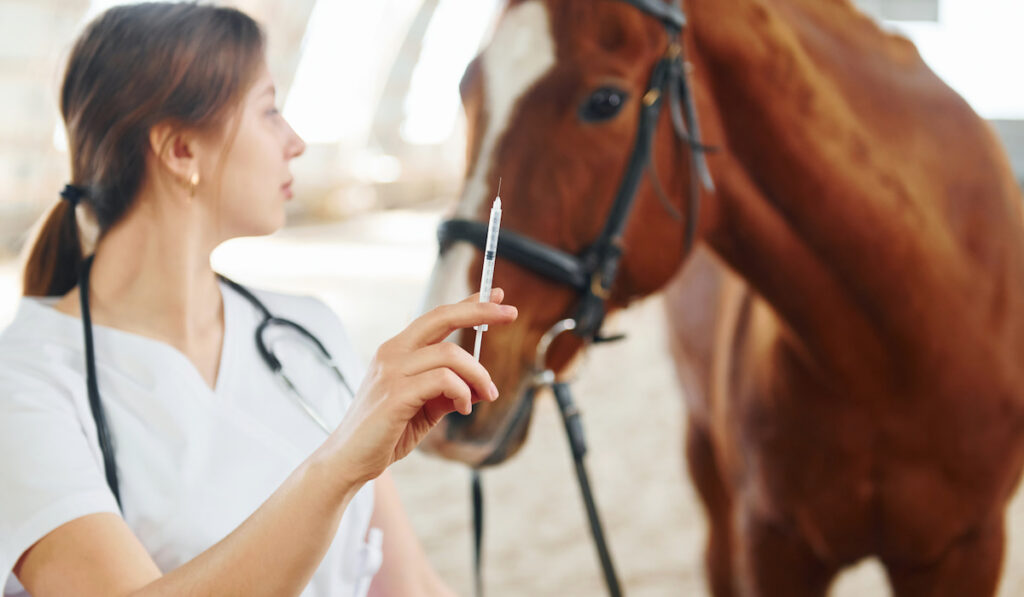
[59,184,88,207]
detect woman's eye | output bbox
[579,86,629,122]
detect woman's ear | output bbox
[148,122,198,187]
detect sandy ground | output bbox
[1,208,1022,596]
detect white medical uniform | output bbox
[0,282,382,596]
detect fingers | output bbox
[402,294,518,349]
[458,287,505,305]
[402,368,473,415]
[401,343,498,402]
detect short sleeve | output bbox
[0,369,120,595]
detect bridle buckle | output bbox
[642,88,661,107]
[590,273,611,300]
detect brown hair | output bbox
[23,2,265,296]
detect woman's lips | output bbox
[282,179,293,200]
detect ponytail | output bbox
[22,192,84,297]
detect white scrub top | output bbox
[0,282,382,596]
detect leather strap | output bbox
[438,219,589,292]
[470,382,623,597]
[472,470,484,597]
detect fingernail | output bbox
[489,382,499,400]
[500,305,517,316]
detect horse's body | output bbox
[420,1,1024,594]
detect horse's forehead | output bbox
[480,1,556,98]
[456,0,556,219]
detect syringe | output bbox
[473,181,503,361]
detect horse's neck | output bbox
[684,0,1024,384]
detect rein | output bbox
[436,1,714,594]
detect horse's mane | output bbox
[781,0,925,67]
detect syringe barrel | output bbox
[475,202,502,333]
[477,204,502,303]
[484,205,501,253]
[478,256,496,301]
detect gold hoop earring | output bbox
[189,172,200,198]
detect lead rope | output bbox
[553,381,622,597]
[472,470,484,597]
[471,381,622,597]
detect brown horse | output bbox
[419,0,1024,594]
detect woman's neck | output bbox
[53,186,226,383]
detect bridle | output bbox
[434,1,714,595]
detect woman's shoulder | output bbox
[0,296,82,381]
[0,305,84,423]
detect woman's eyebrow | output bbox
[259,83,276,97]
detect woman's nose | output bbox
[285,121,306,159]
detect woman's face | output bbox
[202,60,305,240]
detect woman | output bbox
[0,3,513,596]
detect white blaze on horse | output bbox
[420,1,1024,595]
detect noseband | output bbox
[435,2,714,595]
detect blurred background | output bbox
[0,0,1022,595]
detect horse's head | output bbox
[420,0,707,466]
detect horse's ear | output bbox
[459,56,487,168]
[460,57,482,104]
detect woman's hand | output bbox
[322,289,517,486]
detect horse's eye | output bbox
[579,86,629,122]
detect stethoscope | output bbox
[77,255,354,510]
